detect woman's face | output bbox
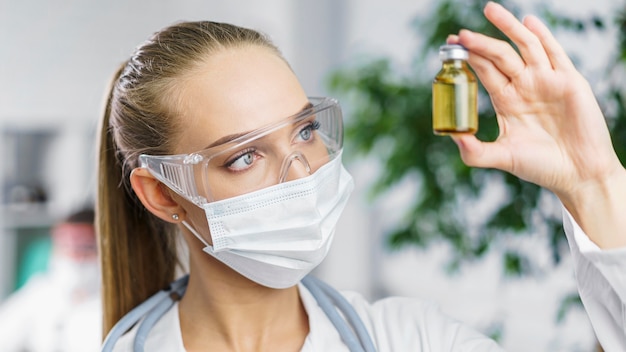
[170,45,310,240]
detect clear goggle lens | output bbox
[139,97,343,204]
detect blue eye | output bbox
[300,128,311,141]
[298,121,320,142]
[225,149,256,171]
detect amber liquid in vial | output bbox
[432,46,478,135]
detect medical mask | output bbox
[183,154,354,288]
[50,257,101,297]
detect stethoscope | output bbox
[101,275,377,352]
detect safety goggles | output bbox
[139,97,343,204]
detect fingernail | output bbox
[446,34,459,44]
[450,135,464,148]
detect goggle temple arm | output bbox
[138,154,207,206]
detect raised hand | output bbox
[449,2,626,248]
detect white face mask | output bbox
[183,155,354,289]
[50,257,101,297]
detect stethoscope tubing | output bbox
[301,276,365,352]
[100,276,189,352]
[133,281,188,351]
[303,275,377,352]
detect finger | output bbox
[449,31,511,92]
[445,32,509,90]
[483,2,552,69]
[446,34,459,44]
[458,29,525,80]
[466,49,510,94]
[523,15,575,71]
[451,134,512,172]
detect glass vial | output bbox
[432,44,478,135]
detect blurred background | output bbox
[0,0,623,350]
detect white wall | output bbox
[0,0,619,350]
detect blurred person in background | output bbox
[0,207,102,352]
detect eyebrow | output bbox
[203,101,314,149]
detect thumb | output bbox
[451,134,511,172]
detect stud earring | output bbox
[172,214,180,221]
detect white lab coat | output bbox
[0,268,102,352]
[110,207,626,351]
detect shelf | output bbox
[2,203,56,230]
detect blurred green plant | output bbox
[329,0,625,276]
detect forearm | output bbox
[557,167,626,249]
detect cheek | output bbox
[183,203,214,246]
[170,192,214,246]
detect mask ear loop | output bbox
[182,220,211,248]
[278,151,311,183]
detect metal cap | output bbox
[439,44,469,61]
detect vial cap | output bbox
[439,44,469,61]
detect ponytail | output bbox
[97,64,179,337]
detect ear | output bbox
[130,168,184,223]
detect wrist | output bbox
[556,167,626,249]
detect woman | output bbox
[98,2,626,351]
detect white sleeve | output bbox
[0,278,45,351]
[562,206,626,351]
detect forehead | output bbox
[174,45,308,153]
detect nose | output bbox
[278,152,312,183]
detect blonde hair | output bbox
[97,21,282,336]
